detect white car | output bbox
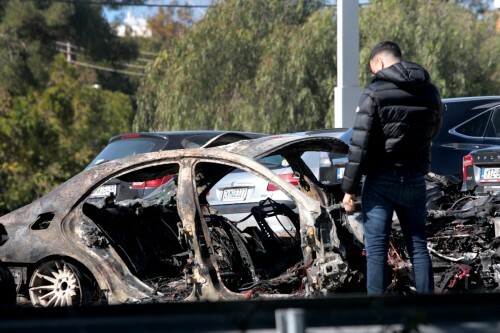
[207,129,349,235]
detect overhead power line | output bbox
[19,0,369,9]
[140,50,160,56]
[69,60,145,76]
[19,0,210,8]
[54,41,149,76]
[18,0,369,8]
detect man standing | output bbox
[341,41,442,295]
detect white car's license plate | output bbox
[90,185,117,198]
[337,167,345,179]
[222,188,248,202]
[481,168,500,180]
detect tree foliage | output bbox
[359,0,499,97]
[135,0,332,134]
[0,56,133,213]
[135,0,499,134]
[0,1,141,213]
[0,0,140,97]
[448,0,493,15]
[146,0,194,51]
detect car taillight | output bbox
[462,155,473,181]
[267,173,299,191]
[131,175,173,189]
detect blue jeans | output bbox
[361,171,434,295]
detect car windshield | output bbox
[86,137,166,168]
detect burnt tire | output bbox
[0,261,16,305]
[28,260,94,307]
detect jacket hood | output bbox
[373,61,431,90]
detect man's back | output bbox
[342,42,442,196]
[361,61,442,175]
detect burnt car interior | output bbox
[83,164,192,297]
[80,150,352,299]
[195,161,305,294]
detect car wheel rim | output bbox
[29,260,83,307]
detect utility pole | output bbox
[66,41,72,62]
[334,0,362,128]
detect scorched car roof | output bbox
[215,134,348,159]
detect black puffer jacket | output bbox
[341,61,442,194]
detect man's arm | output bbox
[341,88,378,195]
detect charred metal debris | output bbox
[83,172,500,301]
[389,173,500,293]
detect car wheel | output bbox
[28,259,93,307]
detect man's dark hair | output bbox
[369,41,402,61]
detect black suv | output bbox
[86,131,265,201]
[432,96,500,178]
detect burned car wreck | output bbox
[1,135,500,307]
[0,135,354,306]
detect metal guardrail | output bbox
[0,292,499,332]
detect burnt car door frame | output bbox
[183,148,349,300]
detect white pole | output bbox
[334,0,362,128]
[275,308,305,333]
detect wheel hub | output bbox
[29,261,82,307]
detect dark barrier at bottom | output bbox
[0,292,499,332]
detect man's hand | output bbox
[342,193,355,213]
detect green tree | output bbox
[0,0,145,213]
[135,0,330,133]
[448,0,493,15]
[0,0,140,97]
[135,0,498,134]
[146,0,194,51]
[359,0,499,97]
[0,56,133,213]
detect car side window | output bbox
[455,110,491,137]
[484,107,500,138]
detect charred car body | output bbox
[0,135,354,306]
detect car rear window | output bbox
[180,134,223,148]
[232,155,287,172]
[455,109,492,138]
[87,137,166,168]
[484,107,500,138]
